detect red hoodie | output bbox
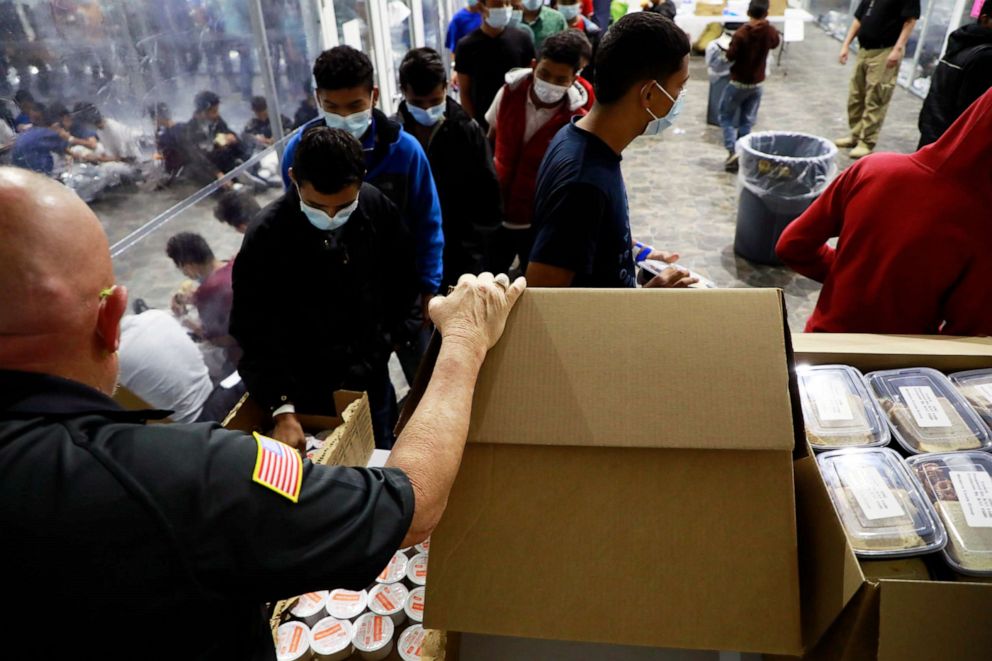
[776,88,992,335]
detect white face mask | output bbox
[297,185,360,232]
[522,0,543,10]
[532,75,569,105]
[485,6,514,29]
[558,3,581,20]
[643,82,685,137]
[408,101,447,127]
[320,98,373,141]
[510,8,523,24]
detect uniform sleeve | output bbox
[901,0,921,19]
[854,0,868,21]
[151,427,416,601]
[406,141,445,293]
[529,182,608,275]
[775,165,858,283]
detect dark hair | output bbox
[42,103,68,127]
[292,125,365,194]
[593,12,690,104]
[214,190,261,229]
[148,101,171,121]
[251,96,268,112]
[14,89,34,106]
[194,90,221,113]
[166,232,215,267]
[399,48,447,96]
[980,0,990,18]
[73,101,102,127]
[540,29,589,72]
[313,46,375,92]
[747,0,769,19]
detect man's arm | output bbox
[526,182,606,287]
[458,74,476,118]
[839,18,861,64]
[387,272,527,546]
[726,30,744,62]
[886,18,917,68]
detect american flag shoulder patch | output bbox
[251,432,303,503]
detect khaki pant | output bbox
[847,47,899,148]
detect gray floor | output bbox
[103,27,925,332]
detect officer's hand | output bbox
[885,46,903,69]
[644,266,699,289]
[839,46,849,65]
[272,412,306,453]
[429,272,526,351]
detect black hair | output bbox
[214,190,261,229]
[148,101,171,121]
[980,0,990,18]
[42,103,68,127]
[251,96,268,112]
[747,0,769,19]
[73,101,102,127]
[313,46,375,92]
[593,12,690,104]
[540,29,590,72]
[14,89,34,106]
[399,48,447,96]
[166,232,215,267]
[292,125,365,195]
[194,90,221,114]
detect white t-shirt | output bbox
[97,117,141,161]
[485,85,560,144]
[118,311,213,423]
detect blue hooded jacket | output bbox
[282,109,444,294]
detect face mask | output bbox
[643,82,685,136]
[485,6,513,29]
[522,0,543,10]
[532,75,569,105]
[408,101,447,127]
[321,106,372,140]
[558,3,581,20]
[510,9,523,24]
[298,186,360,232]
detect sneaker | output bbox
[849,142,873,159]
[834,136,858,149]
[724,152,740,173]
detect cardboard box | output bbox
[695,0,727,17]
[420,289,805,655]
[792,334,992,661]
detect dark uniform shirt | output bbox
[0,369,414,659]
[854,0,921,50]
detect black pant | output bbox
[485,225,534,276]
[196,380,248,423]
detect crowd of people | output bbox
[2,2,992,656]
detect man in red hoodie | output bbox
[776,88,992,335]
[484,30,591,274]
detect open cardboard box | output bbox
[408,288,806,656]
[792,334,992,661]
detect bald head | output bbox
[0,167,126,394]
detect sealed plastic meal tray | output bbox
[949,369,992,427]
[798,365,890,450]
[865,368,992,454]
[908,452,992,576]
[817,448,947,558]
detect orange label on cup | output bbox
[375,592,396,611]
[374,616,383,642]
[290,627,303,652]
[314,624,343,641]
[333,593,360,602]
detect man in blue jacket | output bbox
[282,46,444,386]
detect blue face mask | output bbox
[510,8,523,25]
[485,6,513,29]
[643,82,685,136]
[408,101,446,127]
[558,3,581,20]
[321,105,372,140]
[298,186,359,232]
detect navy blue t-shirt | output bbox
[529,120,636,288]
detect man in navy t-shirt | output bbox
[527,12,697,288]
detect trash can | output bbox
[707,73,730,127]
[734,132,837,265]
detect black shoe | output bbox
[132,298,150,315]
[724,152,739,173]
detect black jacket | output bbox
[918,23,992,147]
[230,183,418,414]
[395,97,503,286]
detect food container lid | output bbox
[352,613,394,652]
[797,365,889,449]
[309,616,353,654]
[907,452,992,576]
[398,624,426,661]
[406,553,428,586]
[866,368,992,454]
[276,621,312,661]
[817,447,947,558]
[950,369,992,427]
[414,538,430,554]
[368,582,409,616]
[376,551,409,584]
[325,589,368,620]
[404,586,425,623]
[290,591,328,619]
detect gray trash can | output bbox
[734,132,837,265]
[707,74,730,126]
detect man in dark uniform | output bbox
[0,166,525,658]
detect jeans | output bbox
[719,83,764,152]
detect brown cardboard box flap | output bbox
[469,289,794,451]
[792,334,992,372]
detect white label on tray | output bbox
[949,471,992,528]
[811,377,855,422]
[899,386,952,428]
[975,383,992,406]
[840,465,906,521]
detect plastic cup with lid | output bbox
[352,613,395,661]
[398,624,426,661]
[276,621,313,661]
[290,591,329,627]
[367,582,409,627]
[375,551,409,584]
[404,586,425,624]
[405,552,428,587]
[414,538,430,555]
[308,616,353,661]
[324,588,368,621]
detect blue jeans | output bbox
[719,83,763,152]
